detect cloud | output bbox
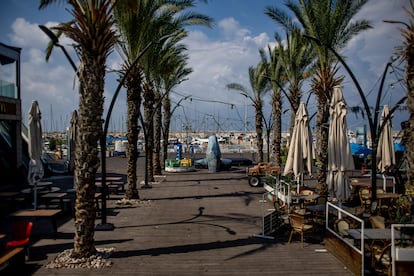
[218,17,251,40]
[7,1,409,132]
[7,18,79,129]
[176,19,271,129]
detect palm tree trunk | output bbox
[272,91,282,166]
[162,96,171,166]
[153,89,162,175]
[255,101,264,163]
[72,58,104,258]
[405,34,414,192]
[143,82,155,184]
[315,96,329,196]
[125,70,141,199]
[289,86,301,136]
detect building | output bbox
[0,42,26,189]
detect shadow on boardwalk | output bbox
[7,156,353,275]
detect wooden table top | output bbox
[347,228,408,240]
[10,209,61,217]
[376,193,401,199]
[0,191,20,198]
[96,176,122,181]
[41,192,68,199]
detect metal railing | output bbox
[391,224,414,276]
[326,202,365,275]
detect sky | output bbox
[0,0,410,135]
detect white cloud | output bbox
[218,17,251,40]
[7,1,410,132]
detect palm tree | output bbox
[113,0,161,198]
[114,0,212,189]
[39,0,117,257]
[265,0,371,196]
[227,63,270,163]
[387,1,414,193]
[157,44,192,170]
[274,29,314,134]
[152,34,189,175]
[259,46,284,165]
[138,1,212,186]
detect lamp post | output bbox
[303,35,407,202]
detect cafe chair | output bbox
[300,189,316,205]
[288,213,314,247]
[333,218,356,244]
[371,243,392,276]
[334,218,350,237]
[369,215,385,229]
[359,187,371,211]
[5,221,33,258]
[369,215,388,251]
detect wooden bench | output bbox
[9,209,62,237]
[95,182,119,198]
[110,181,126,192]
[0,247,25,270]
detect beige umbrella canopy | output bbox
[28,100,44,209]
[284,102,313,193]
[377,105,395,188]
[327,86,355,202]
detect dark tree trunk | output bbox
[272,91,282,166]
[153,90,162,175]
[255,100,264,163]
[143,82,155,184]
[125,68,141,199]
[162,96,171,167]
[72,56,104,258]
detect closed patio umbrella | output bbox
[377,105,395,190]
[27,100,44,209]
[327,86,355,202]
[284,102,313,193]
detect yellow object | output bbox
[180,158,192,167]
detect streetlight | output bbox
[303,35,407,202]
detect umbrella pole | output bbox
[33,184,37,210]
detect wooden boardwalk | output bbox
[21,157,354,275]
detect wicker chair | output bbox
[359,187,371,211]
[371,243,392,276]
[288,213,314,247]
[300,189,317,205]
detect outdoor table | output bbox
[41,192,68,210]
[350,178,371,189]
[306,204,326,212]
[95,176,122,181]
[0,192,20,198]
[9,209,61,237]
[350,177,395,192]
[347,228,410,243]
[376,193,400,200]
[291,194,320,208]
[375,192,400,212]
[347,228,393,241]
[0,191,20,203]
